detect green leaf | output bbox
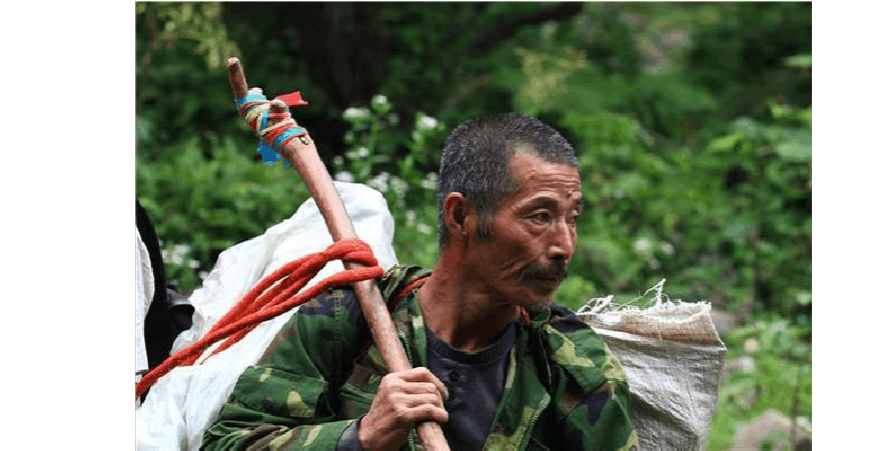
[731,117,762,140]
[709,133,740,152]
[795,291,811,306]
[775,138,811,162]
[783,54,812,68]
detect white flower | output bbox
[416,223,433,235]
[633,238,650,254]
[163,243,192,265]
[161,249,177,265]
[335,171,355,183]
[343,107,370,120]
[421,172,438,190]
[372,94,388,107]
[199,271,210,280]
[369,172,390,193]
[388,113,399,125]
[406,210,417,225]
[357,147,370,158]
[659,241,675,255]
[744,338,759,353]
[419,115,439,130]
[333,156,344,166]
[188,259,201,269]
[390,177,409,195]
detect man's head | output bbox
[436,114,582,306]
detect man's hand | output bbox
[358,367,449,451]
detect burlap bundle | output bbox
[576,281,726,450]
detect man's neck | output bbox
[416,259,520,354]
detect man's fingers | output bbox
[398,367,449,401]
[398,391,445,409]
[364,368,451,450]
[402,381,445,398]
[401,404,449,425]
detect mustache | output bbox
[520,260,568,281]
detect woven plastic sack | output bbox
[135,182,399,450]
[576,280,726,450]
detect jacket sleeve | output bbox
[559,370,639,450]
[201,287,368,450]
[543,308,639,451]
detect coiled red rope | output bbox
[135,238,384,400]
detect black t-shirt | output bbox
[424,321,518,450]
[336,321,518,450]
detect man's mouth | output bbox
[532,275,562,283]
[520,262,568,282]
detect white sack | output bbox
[135,182,398,450]
[576,281,726,450]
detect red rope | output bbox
[135,238,384,400]
[395,275,430,301]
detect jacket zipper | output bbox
[517,332,551,450]
[518,393,551,450]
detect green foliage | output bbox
[137,136,309,293]
[704,104,812,317]
[685,2,812,114]
[137,2,239,70]
[334,95,447,271]
[708,315,812,450]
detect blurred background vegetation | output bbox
[136,2,811,449]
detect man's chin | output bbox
[525,277,563,299]
[516,286,557,309]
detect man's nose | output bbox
[548,220,574,262]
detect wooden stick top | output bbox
[227,57,249,100]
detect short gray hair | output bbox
[437,114,579,248]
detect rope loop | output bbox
[235,91,311,164]
[135,238,383,400]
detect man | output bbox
[202,115,638,450]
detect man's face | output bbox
[466,153,583,307]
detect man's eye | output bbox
[568,214,579,225]
[531,213,550,224]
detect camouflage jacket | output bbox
[202,266,638,450]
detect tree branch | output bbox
[140,6,162,77]
[457,3,585,57]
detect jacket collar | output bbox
[380,265,608,395]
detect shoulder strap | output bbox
[376,265,431,303]
[346,266,431,371]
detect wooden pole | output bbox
[226,57,449,451]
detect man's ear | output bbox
[443,192,476,241]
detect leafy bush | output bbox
[137,136,310,293]
[708,316,812,450]
[334,94,447,271]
